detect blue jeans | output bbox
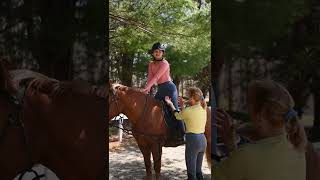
[155,81,185,133]
[185,133,207,180]
[155,81,179,110]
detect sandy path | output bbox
[109,136,211,180]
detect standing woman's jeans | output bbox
[154,81,185,133]
[185,133,207,180]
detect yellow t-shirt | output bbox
[213,134,306,180]
[174,103,206,134]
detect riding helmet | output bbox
[148,42,165,54]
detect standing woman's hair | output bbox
[188,87,207,109]
[248,80,307,152]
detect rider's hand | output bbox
[142,88,149,94]
[165,96,177,111]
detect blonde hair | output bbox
[248,80,307,152]
[188,87,207,109]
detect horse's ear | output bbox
[111,83,121,94]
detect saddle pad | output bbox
[161,101,183,140]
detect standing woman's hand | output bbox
[165,96,173,106]
[216,109,238,153]
[165,96,176,111]
[178,96,185,108]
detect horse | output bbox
[109,83,211,180]
[0,65,107,179]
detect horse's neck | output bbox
[121,91,161,124]
[121,92,167,136]
[120,92,145,123]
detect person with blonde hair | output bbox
[214,80,307,180]
[165,87,207,180]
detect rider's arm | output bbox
[144,61,169,92]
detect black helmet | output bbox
[149,42,165,54]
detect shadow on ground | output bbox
[109,159,210,180]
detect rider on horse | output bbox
[143,42,185,143]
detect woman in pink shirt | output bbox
[143,42,185,142]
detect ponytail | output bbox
[249,80,307,152]
[200,96,207,110]
[285,110,307,152]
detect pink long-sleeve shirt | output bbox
[145,59,172,92]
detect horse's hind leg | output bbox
[138,144,153,180]
[151,144,162,180]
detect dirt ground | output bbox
[109,136,212,180]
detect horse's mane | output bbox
[112,83,160,104]
[111,83,141,92]
[0,59,16,95]
[27,78,107,100]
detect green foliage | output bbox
[109,0,211,82]
[216,0,308,48]
[0,0,106,81]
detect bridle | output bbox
[0,91,20,141]
[109,89,122,118]
[108,88,165,139]
[0,89,45,180]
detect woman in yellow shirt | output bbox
[214,80,307,180]
[165,87,207,180]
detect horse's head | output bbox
[0,91,20,144]
[108,83,127,121]
[0,59,19,138]
[0,90,31,180]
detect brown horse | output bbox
[109,83,211,180]
[0,64,107,179]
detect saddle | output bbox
[160,101,185,147]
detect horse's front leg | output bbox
[151,144,162,180]
[137,143,152,180]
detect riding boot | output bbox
[176,121,186,141]
[177,129,185,142]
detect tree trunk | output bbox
[35,0,75,80]
[213,49,225,107]
[119,53,133,86]
[312,89,320,141]
[227,59,233,111]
